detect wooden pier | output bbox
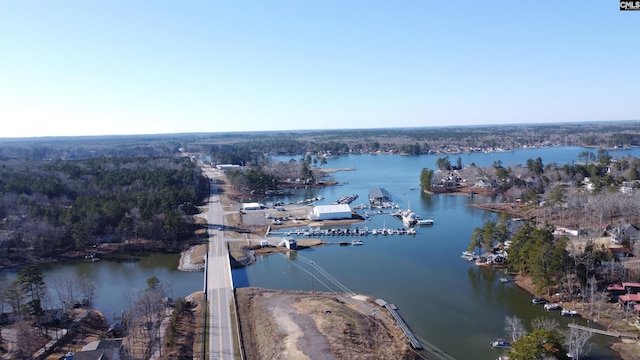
[376,299,422,350]
[568,323,638,339]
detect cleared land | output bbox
[236,288,422,360]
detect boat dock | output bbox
[375,299,422,350]
[267,225,418,237]
[567,323,638,339]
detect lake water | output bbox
[234,146,640,359]
[2,146,639,359]
[0,252,202,323]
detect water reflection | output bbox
[1,253,201,323]
[254,151,626,359]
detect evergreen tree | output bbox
[509,329,568,360]
[420,168,434,192]
[507,224,572,293]
[17,265,46,318]
[468,227,482,254]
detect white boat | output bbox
[544,303,562,311]
[490,338,511,349]
[417,219,434,226]
[561,309,580,317]
[461,251,478,261]
[351,239,363,245]
[407,228,416,235]
[401,210,417,226]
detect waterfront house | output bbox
[607,247,633,260]
[611,224,640,244]
[618,293,640,312]
[608,282,640,295]
[553,226,579,237]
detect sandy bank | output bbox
[178,244,207,272]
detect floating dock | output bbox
[376,299,422,350]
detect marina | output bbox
[236,149,640,359]
[268,226,419,237]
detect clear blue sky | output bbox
[1,1,638,137]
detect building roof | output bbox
[242,202,263,209]
[621,224,640,238]
[607,282,640,292]
[607,283,625,292]
[368,188,391,200]
[74,339,122,360]
[608,247,633,257]
[619,293,640,303]
[314,204,352,213]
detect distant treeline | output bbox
[2,122,639,162]
[0,156,206,262]
[191,122,640,168]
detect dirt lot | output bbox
[236,288,423,360]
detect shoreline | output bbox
[177,244,207,272]
[199,167,639,358]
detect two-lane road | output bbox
[202,167,236,359]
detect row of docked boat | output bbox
[333,194,359,205]
[278,226,418,237]
[286,227,370,237]
[371,227,416,235]
[532,297,580,316]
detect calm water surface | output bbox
[0,252,202,323]
[3,146,639,359]
[236,147,640,359]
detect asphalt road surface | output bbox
[202,167,236,359]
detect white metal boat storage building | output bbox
[242,202,264,211]
[309,204,352,220]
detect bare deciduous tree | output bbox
[78,274,96,308]
[15,320,37,358]
[563,326,593,360]
[504,315,527,341]
[531,316,560,332]
[586,276,598,316]
[49,275,78,313]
